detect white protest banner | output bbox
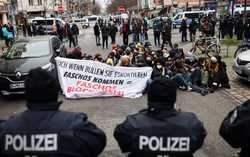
[55,57,153,98]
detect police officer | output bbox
[220,99,250,157]
[0,68,106,157]
[114,77,207,157]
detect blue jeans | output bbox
[140,33,145,43]
[171,73,190,87]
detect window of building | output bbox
[29,0,34,5]
[38,0,42,5]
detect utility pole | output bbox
[10,0,16,38]
[199,0,201,10]
[44,0,48,34]
[244,0,247,24]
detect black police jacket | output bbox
[0,102,106,157]
[219,100,250,157]
[114,106,207,157]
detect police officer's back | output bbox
[114,77,207,157]
[0,68,106,157]
[220,100,250,157]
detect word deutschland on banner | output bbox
[55,57,153,98]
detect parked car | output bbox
[233,49,250,81]
[0,36,67,96]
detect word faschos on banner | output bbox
[56,57,153,98]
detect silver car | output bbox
[233,50,250,81]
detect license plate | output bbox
[10,82,25,89]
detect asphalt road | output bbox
[0,27,240,157]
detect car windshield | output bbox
[3,40,50,59]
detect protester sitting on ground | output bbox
[64,42,229,95]
[117,56,131,67]
[171,58,192,90]
[94,53,103,62]
[215,55,231,89]
[0,68,107,157]
[151,59,169,80]
[66,47,82,59]
[114,77,207,157]
[205,56,219,90]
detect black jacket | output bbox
[94,24,100,36]
[0,102,106,157]
[114,107,207,157]
[220,100,250,157]
[71,24,79,35]
[109,25,118,37]
[101,25,109,37]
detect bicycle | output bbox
[190,35,221,58]
[234,40,250,58]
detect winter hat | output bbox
[25,68,59,103]
[148,77,177,108]
[211,56,217,63]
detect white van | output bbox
[85,15,100,26]
[233,6,250,15]
[172,10,215,28]
[69,18,90,28]
[29,17,64,34]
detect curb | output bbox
[221,89,243,104]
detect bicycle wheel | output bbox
[206,43,220,57]
[234,45,250,58]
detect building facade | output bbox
[176,0,216,8]
[0,0,8,24]
[137,0,156,10]
[17,0,67,17]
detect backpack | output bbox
[219,100,250,148]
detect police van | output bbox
[28,17,64,34]
[233,5,250,15]
[172,10,215,28]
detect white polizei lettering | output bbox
[139,136,149,150]
[167,136,171,151]
[179,137,190,151]
[148,136,160,151]
[5,134,13,151]
[170,137,179,151]
[4,134,58,152]
[13,135,23,151]
[35,135,44,151]
[44,134,57,151]
[23,135,32,151]
[159,137,168,151]
[138,136,190,152]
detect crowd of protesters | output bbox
[66,40,231,96]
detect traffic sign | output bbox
[58,6,64,13]
[118,5,126,12]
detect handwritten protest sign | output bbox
[55,57,153,98]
